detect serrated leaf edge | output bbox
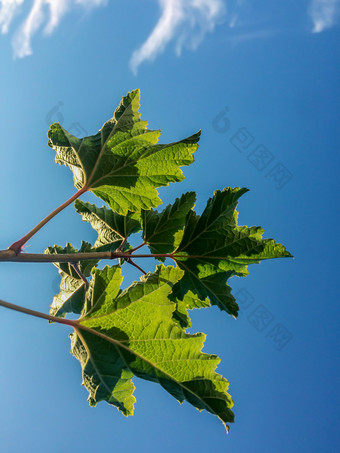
[74,321,232,431]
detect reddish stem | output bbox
[130,241,146,253]
[0,299,78,327]
[71,263,89,287]
[9,187,87,254]
[126,258,147,275]
[116,237,128,252]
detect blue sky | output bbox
[0,1,339,452]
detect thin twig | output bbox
[126,258,147,275]
[116,237,128,252]
[9,187,87,254]
[71,262,89,287]
[130,241,146,253]
[0,299,77,327]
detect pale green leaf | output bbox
[47,89,200,214]
[172,291,211,328]
[72,265,234,429]
[75,199,141,251]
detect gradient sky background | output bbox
[0,1,339,452]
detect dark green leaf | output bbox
[164,187,291,318]
[142,192,196,257]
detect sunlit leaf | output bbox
[47,89,200,214]
[71,265,234,429]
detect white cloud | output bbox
[130,0,226,74]
[308,0,340,33]
[0,0,106,58]
[0,0,23,33]
[2,0,339,68]
[1,0,226,66]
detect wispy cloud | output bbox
[308,0,340,33]
[6,1,338,70]
[1,0,226,64]
[130,0,226,74]
[0,0,23,34]
[0,0,106,58]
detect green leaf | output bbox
[162,187,291,318]
[75,199,141,251]
[45,241,99,318]
[172,291,211,328]
[47,89,200,214]
[71,265,136,414]
[72,264,234,429]
[141,192,196,257]
[71,332,136,415]
[173,265,239,319]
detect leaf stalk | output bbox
[0,299,77,327]
[8,187,87,254]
